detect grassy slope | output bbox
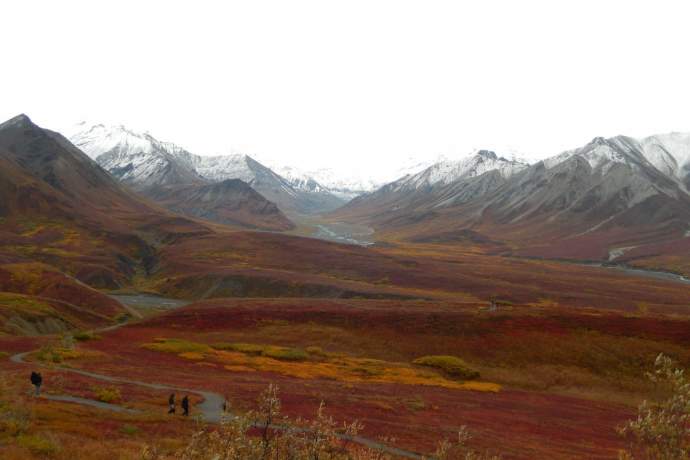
[42,298,689,458]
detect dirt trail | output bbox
[12,351,224,422]
[11,335,425,458]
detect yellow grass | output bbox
[144,339,500,392]
[142,338,211,354]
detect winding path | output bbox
[11,344,426,458]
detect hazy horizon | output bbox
[3,0,689,177]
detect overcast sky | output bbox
[2,0,689,177]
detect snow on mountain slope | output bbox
[69,122,154,159]
[539,133,690,196]
[68,123,204,189]
[271,166,330,194]
[272,166,377,200]
[332,150,529,223]
[68,123,344,214]
[265,153,439,201]
[335,133,690,263]
[184,155,344,212]
[542,133,690,185]
[69,123,296,193]
[542,136,649,173]
[639,132,690,189]
[391,150,528,192]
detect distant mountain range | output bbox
[68,123,345,218]
[5,114,690,268]
[270,156,445,200]
[333,133,690,262]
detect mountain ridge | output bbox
[69,123,345,215]
[332,131,690,263]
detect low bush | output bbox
[36,345,63,363]
[73,331,99,341]
[618,353,690,459]
[413,355,480,380]
[262,347,309,361]
[92,386,122,403]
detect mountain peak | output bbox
[0,113,35,131]
[476,149,498,160]
[589,136,608,146]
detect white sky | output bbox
[2,0,689,179]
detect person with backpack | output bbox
[168,393,176,414]
[30,371,42,396]
[181,395,189,416]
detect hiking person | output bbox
[168,393,176,414]
[181,395,189,416]
[30,371,42,396]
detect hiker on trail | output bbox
[30,371,42,396]
[181,395,189,416]
[168,393,176,414]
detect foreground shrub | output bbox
[413,356,480,380]
[435,426,502,460]
[618,353,689,459]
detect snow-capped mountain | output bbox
[269,155,439,201]
[542,133,690,183]
[388,150,528,192]
[484,135,685,227]
[334,132,690,261]
[333,149,529,222]
[638,132,690,191]
[68,123,345,215]
[69,122,203,189]
[271,166,376,200]
[271,166,331,194]
[189,155,344,214]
